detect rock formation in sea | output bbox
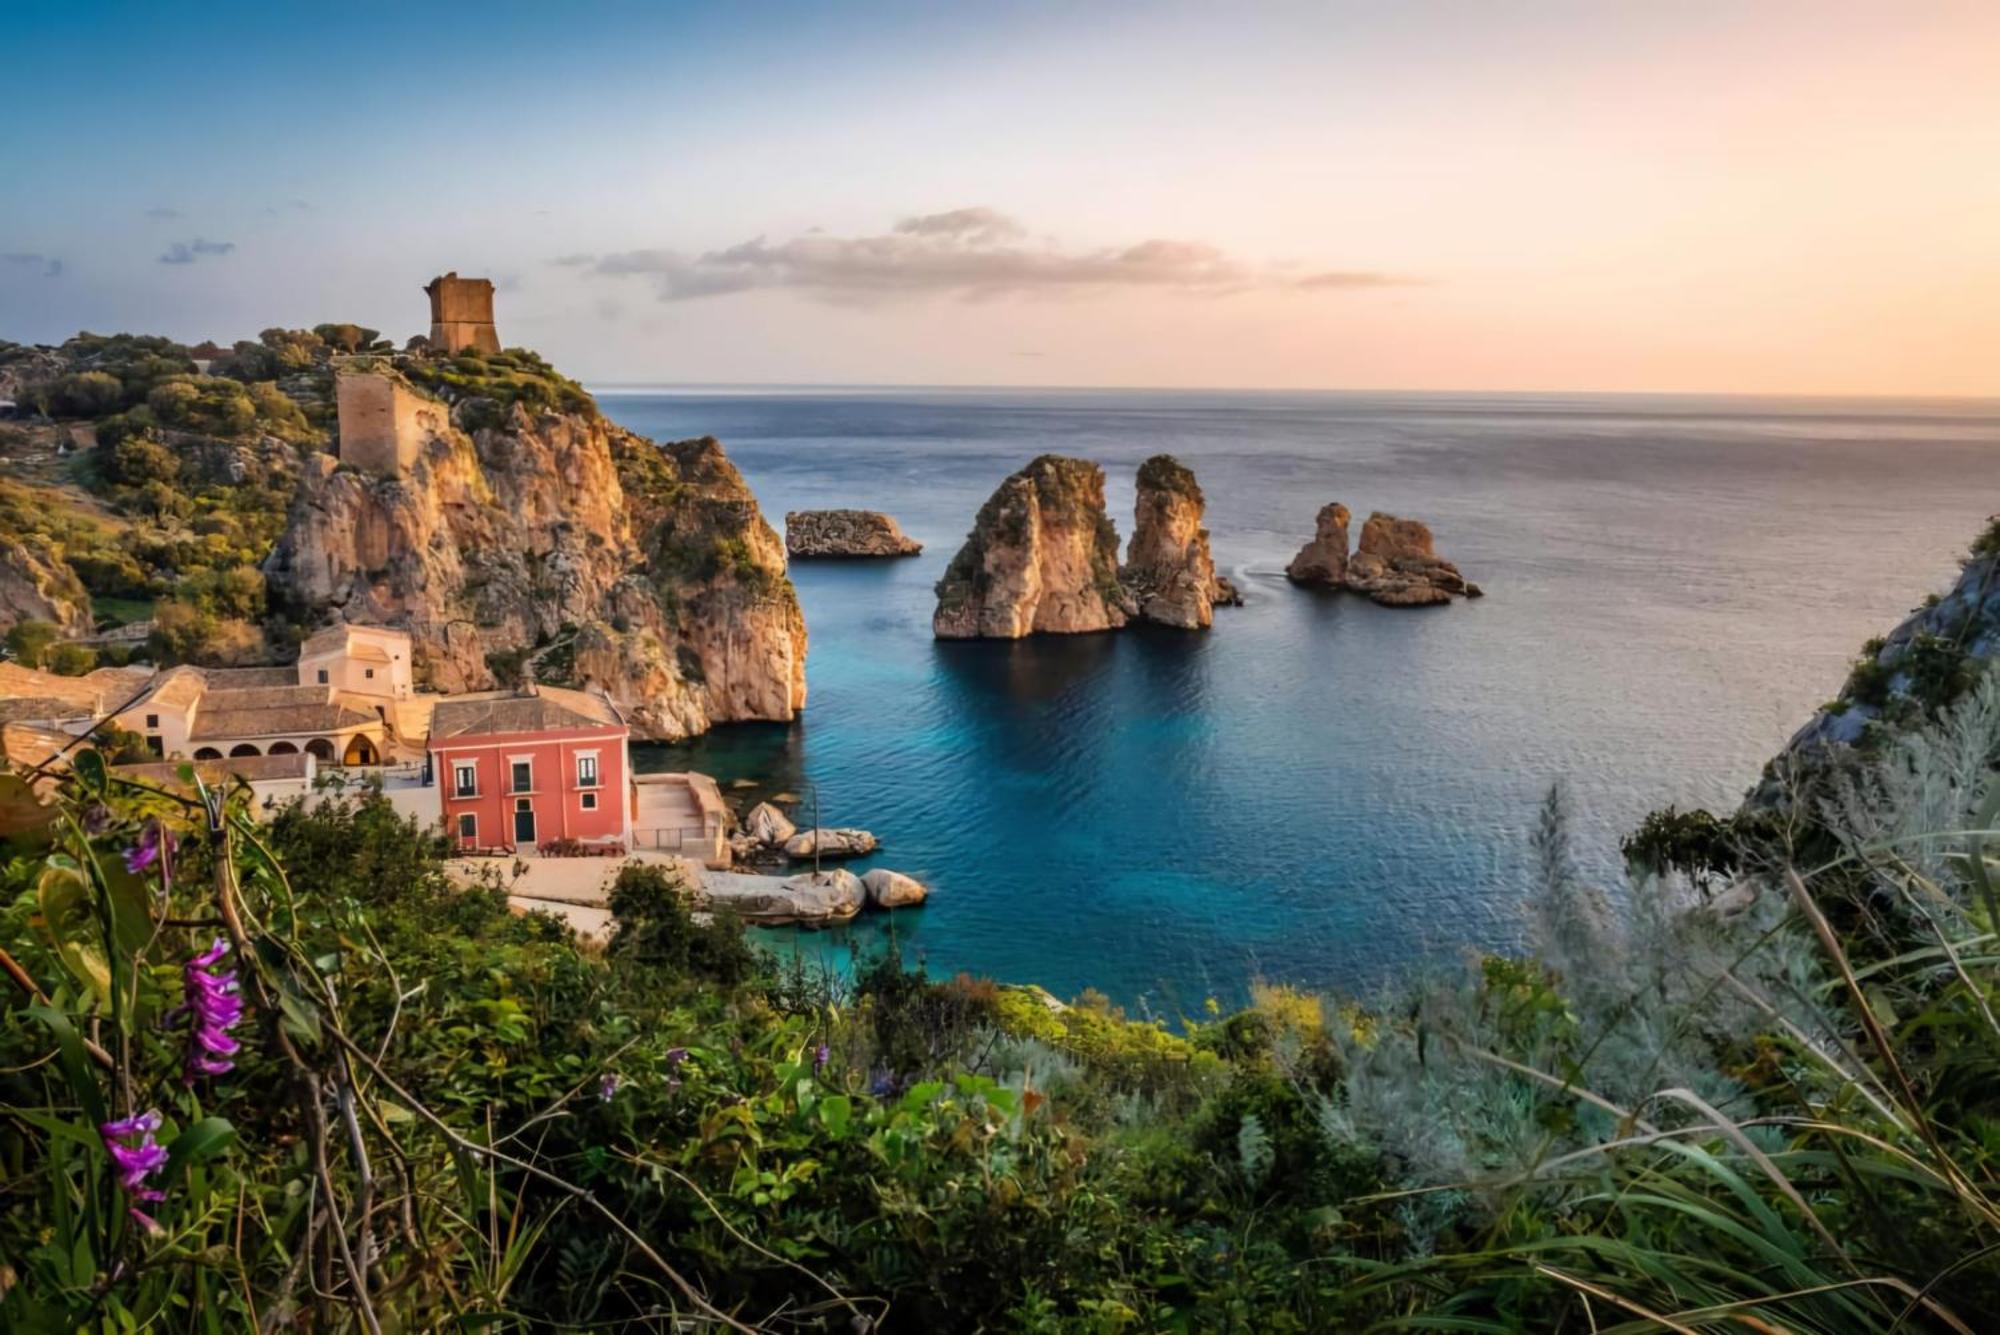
[265,374,807,740]
[785,509,922,558]
[1345,512,1481,606]
[1286,505,1480,606]
[1283,502,1351,587]
[1119,454,1240,629]
[862,867,929,908]
[933,455,1136,639]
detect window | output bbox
[144,713,159,729]
[365,667,375,679]
[511,760,533,793]
[576,754,598,788]
[580,791,598,810]
[145,736,164,757]
[456,813,477,844]
[316,668,329,684]
[453,762,477,797]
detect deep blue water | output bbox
[601,387,2000,1012]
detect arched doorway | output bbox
[228,743,261,758]
[304,738,335,762]
[267,740,299,755]
[342,734,379,766]
[193,747,223,760]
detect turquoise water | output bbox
[604,388,2000,1011]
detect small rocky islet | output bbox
[784,508,922,558]
[1285,502,1482,606]
[931,453,1239,639]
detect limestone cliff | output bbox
[933,455,1135,639]
[266,391,806,740]
[1120,454,1237,629]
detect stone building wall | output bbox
[424,273,501,355]
[335,370,447,475]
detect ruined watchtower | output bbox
[424,272,500,355]
[335,368,448,475]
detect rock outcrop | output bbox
[743,801,796,846]
[1345,513,1481,606]
[934,456,1135,639]
[1120,454,1239,629]
[0,538,91,635]
[1284,503,1350,587]
[1773,540,2000,764]
[1286,506,1479,606]
[265,386,807,740]
[701,868,864,926]
[862,867,929,908]
[786,509,921,558]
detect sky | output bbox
[2,1,1997,395]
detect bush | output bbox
[3,617,59,667]
[51,369,123,417]
[46,641,97,676]
[606,861,757,985]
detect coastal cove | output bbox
[613,388,2000,1010]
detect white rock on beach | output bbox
[862,868,929,908]
[744,801,796,845]
[783,827,878,860]
[699,868,864,925]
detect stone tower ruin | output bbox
[335,368,448,475]
[424,272,500,355]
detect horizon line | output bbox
[583,380,2000,405]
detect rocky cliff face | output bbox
[785,509,922,558]
[933,456,1135,639]
[1284,503,1351,587]
[266,394,806,740]
[1120,454,1237,629]
[1778,543,2000,761]
[0,537,90,634]
[1286,506,1479,606]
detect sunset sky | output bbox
[3,1,1996,394]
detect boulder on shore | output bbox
[1120,454,1236,630]
[934,455,1135,639]
[782,827,879,860]
[862,867,929,908]
[785,509,922,558]
[743,800,796,846]
[1284,503,1351,587]
[700,868,863,926]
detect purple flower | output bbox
[100,1109,167,1229]
[813,1043,829,1076]
[664,1047,688,1070]
[124,820,177,884]
[598,1074,620,1102]
[869,1069,898,1099]
[180,937,243,1084]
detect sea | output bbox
[597,387,2000,1013]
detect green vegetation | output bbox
[6,660,2000,1329]
[2,618,60,669]
[399,345,597,421]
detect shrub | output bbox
[51,369,123,417]
[46,641,97,676]
[606,861,757,984]
[3,617,59,667]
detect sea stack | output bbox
[933,455,1134,638]
[1284,503,1351,587]
[1121,454,1239,629]
[785,509,922,558]
[1285,506,1479,606]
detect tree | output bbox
[46,642,98,676]
[51,370,123,418]
[4,618,60,668]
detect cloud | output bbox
[579,208,1415,304]
[158,238,236,265]
[144,206,182,221]
[549,252,597,267]
[2,252,62,278]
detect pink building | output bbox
[426,686,630,853]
